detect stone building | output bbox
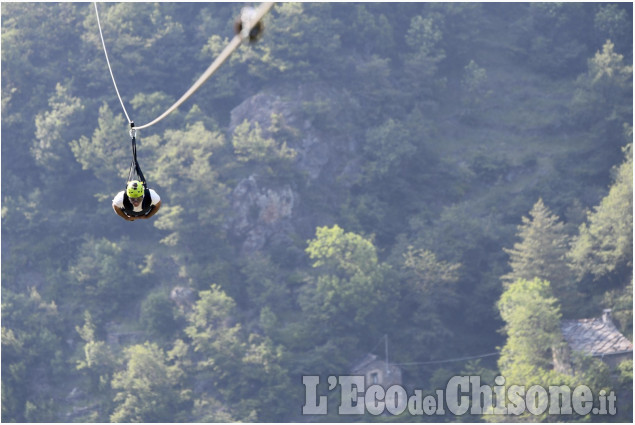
[554,309,633,373]
[351,353,403,388]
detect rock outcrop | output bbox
[229,174,295,255]
[227,84,361,255]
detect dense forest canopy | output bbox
[1,2,633,422]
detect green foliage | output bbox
[468,149,511,184]
[199,34,241,99]
[185,284,240,345]
[1,288,64,422]
[593,5,632,54]
[494,278,586,422]
[130,91,177,125]
[183,285,295,421]
[145,120,229,245]
[518,3,593,76]
[83,3,192,95]
[241,252,292,311]
[75,312,116,420]
[67,237,146,324]
[569,144,633,280]
[495,278,614,422]
[349,5,395,56]
[502,199,576,313]
[460,60,492,119]
[70,103,129,186]
[498,278,562,373]
[301,225,389,333]
[32,82,84,171]
[246,3,344,81]
[111,342,188,422]
[232,119,296,164]
[1,3,633,422]
[602,279,633,340]
[403,246,460,298]
[139,290,178,339]
[233,334,296,422]
[569,40,633,137]
[184,284,244,385]
[151,121,224,190]
[403,13,447,97]
[76,312,116,374]
[396,246,461,354]
[363,118,416,178]
[614,359,633,419]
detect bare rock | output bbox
[170,286,196,311]
[229,174,296,255]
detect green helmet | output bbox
[127,180,144,198]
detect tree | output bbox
[184,284,295,421]
[70,103,129,187]
[518,3,593,77]
[75,312,116,421]
[148,120,229,234]
[300,225,390,338]
[362,118,416,179]
[395,246,461,358]
[139,290,178,340]
[569,144,633,280]
[81,3,192,98]
[241,252,292,311]
[76,311,116,382]
[602,279,633,339]
[495,277,614,422]
[233,334,296,422]
[244,3,344,82]
[184,284,245,394]
[498,278,562,372]
[495,278,567,421]
[232,119,296,164]
[110,342,188,422]
[32,82,84,172]
[614,359,633,421]
[593,4,631,55]
[1,287,65,422]
[67,237,147,324]
[459,60,492,120]
[569,40,633,139]
[403,13,447,98]
[502,199,575,311]
[348,5,395,56]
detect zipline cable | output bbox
[93,2,133,125]
[93,2,275,132]
[362,334,498,368]
[391,351,499,367]
[135,2,275,130]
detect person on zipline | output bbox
[112,180,161,221]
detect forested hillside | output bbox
[1,3,632,422]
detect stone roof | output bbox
[351,354,379,373]
[561,310,633,357]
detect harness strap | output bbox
[127,123,147,186]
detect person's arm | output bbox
[112,204,134,221]
[140,200,161,220]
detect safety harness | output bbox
[121,124,154,217]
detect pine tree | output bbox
[502,199,575,308]
[569,144,633,280]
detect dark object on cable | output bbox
[234,7,264,42]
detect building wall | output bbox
[362,360,402,388]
